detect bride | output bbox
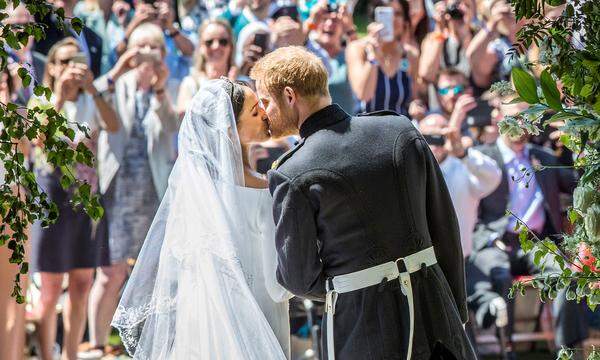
[111,78,292,359]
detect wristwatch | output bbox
[165,28,180,38]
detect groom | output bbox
[251,47,476,360]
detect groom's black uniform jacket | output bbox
[268,105,476,360]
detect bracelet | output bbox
[482,23,495,35]
[92,91,103,99]
[154,87,165,95]
[432,31,446,42]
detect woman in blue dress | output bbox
[346,0,419,116]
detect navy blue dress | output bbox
[357,66,412,116]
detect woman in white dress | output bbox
[112,78,291,359]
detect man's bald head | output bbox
[420,113,448,135]
[420,113,450,164]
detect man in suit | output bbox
[472,102,588,351]
[34,0,103,78]
[251,46,476,360]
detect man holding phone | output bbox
[435,68,477,131]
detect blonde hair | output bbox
[43,37,80,90]
[193,19,234,77]
[128,22,166,54]
[250,46,329,99]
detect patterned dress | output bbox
[102,91,160,264]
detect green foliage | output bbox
[0,0,103,303]
[498,0,600,358]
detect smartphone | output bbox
[466,99,494,128]
[70,52,88,65]
[374,6,394,43]
[272,5,299,20]
[253,32,269,52]
[137,48,161,64]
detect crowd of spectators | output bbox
[0,0,591,359]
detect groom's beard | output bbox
[269,104,299,138]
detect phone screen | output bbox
[253,33,269,52]
[71,52,88,65]
[374,6,394,42]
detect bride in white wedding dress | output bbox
[111,79,291,359]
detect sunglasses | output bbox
[204,38,229,47]
[423,134,446,146]
[437,84,464,96]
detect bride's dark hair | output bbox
[220,77,247,123]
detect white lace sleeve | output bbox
[259,191,293,303]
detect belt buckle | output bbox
[395,257,407,273]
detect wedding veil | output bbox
[111,80,286,359]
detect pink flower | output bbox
[577,242,598,272]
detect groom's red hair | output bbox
[250,46,329,100]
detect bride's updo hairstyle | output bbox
[219,77,246,122]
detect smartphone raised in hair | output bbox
[374,6,394,42]
[253,32,269,52]
[70,52,88,65]
[137,48,162,64]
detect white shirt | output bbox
[439,149,502,257]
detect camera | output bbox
[466,99,494,128]
[445,3,464,20]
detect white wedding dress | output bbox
[235,186,291,357]
[111,80,290,359]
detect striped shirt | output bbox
[358,66,412,116]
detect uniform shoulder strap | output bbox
[271,138,306,170]
[356,110,400,117]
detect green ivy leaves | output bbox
[511,67,539,104]
[510,67,563,111]
[0,1,104,303]
[540,70,562,111]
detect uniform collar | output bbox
[299,104,350,138]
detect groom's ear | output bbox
[283,86,296,106]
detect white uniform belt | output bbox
[324,246,437,360]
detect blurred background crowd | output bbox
[0,0,596,359]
